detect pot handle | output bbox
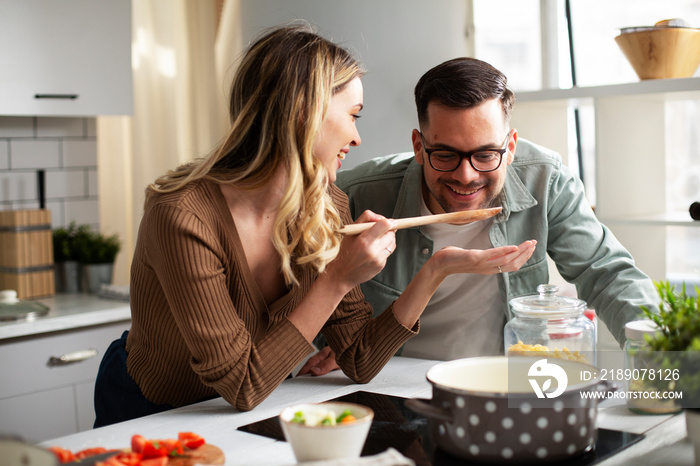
[595,379,618,397]
[405,398,453,423]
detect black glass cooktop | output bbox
[237,391,643,465]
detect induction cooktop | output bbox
[237,391,644,465]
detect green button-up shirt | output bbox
[337,138,658,348]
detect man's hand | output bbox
[431,240,537,276]
[297,346,340,376]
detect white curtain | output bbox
[97,0,242,285]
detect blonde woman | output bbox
[94,24,527,427]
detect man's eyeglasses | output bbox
[420,131,511,173]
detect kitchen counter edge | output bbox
[0,294,131,340]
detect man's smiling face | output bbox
[412,98,516,214]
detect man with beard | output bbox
[300,57,657,372]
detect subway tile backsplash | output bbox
[0,116,99,229]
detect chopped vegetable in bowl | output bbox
[290,408,357,426]
[279,402,373,462]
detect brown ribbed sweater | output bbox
[127,179,417,411]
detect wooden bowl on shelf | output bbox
[615,27,700,80]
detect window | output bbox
[473,0,700,284]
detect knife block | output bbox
[0,209,55,299]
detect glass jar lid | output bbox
[625,319,660,340]
[509,284,587,319]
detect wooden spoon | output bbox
[338,207,502,235]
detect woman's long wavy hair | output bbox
[146,24,365,287]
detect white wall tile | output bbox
[45,200,63,227]
[45,169,86,198]
[12,199,42,210]
[0,116,99,229]
[36,117,84,137]
[64,198,99,227]
[0,141,8,169]
[63,140,97,167]
[86,118,97,138]
[0,171,39,201]
[87,169,98,197]
[11,140,61,169]
[0,117,34,138]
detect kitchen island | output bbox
[38,356,693,465]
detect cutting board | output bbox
[169,444,225,465]
[63,445,225,466]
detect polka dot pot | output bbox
[406,356,609,463]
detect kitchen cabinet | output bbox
[0,320,129,443]
[510,77,700,283]
[0,294,131,443]
[0,0,132,116]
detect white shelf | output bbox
[511,77,700,281]
[602,211,700,227]
[515,77,700,102]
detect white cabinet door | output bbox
[0,321,129,443]
[0,0,132,116]
[0,386,76,444]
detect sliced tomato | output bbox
[95,452,141,466]
[178,432,205,449]
[160,438,184,456]
[47,446,76,463]
[95,458,121,466]
[140,457,169,466]
[140,441,168,459]
[110,452,142,466]
[131,434,147,454]
[584,308,597,321]
[75,447,110,459]
[95,456,124,466]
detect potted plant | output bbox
[52,222,83,292]
[72,226,121,294]
[640,281,700,459]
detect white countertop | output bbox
[0,293,131,340]
[37,356,694,466]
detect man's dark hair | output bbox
[414,57,515,128]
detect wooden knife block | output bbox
[0,209,55,299]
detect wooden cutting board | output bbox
[169,444,225,465]
[63,445,225,466]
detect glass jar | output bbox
[624,319,681,414]
[504,284,596,365]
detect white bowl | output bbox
[279,401,373,462]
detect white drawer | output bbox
[0,321,129,399]
[0,385,77,443]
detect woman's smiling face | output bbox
[313,77,363,184]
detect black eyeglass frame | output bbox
[419,130,511,173]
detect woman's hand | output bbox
[323,210,397,292]
[288,211,396,343]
